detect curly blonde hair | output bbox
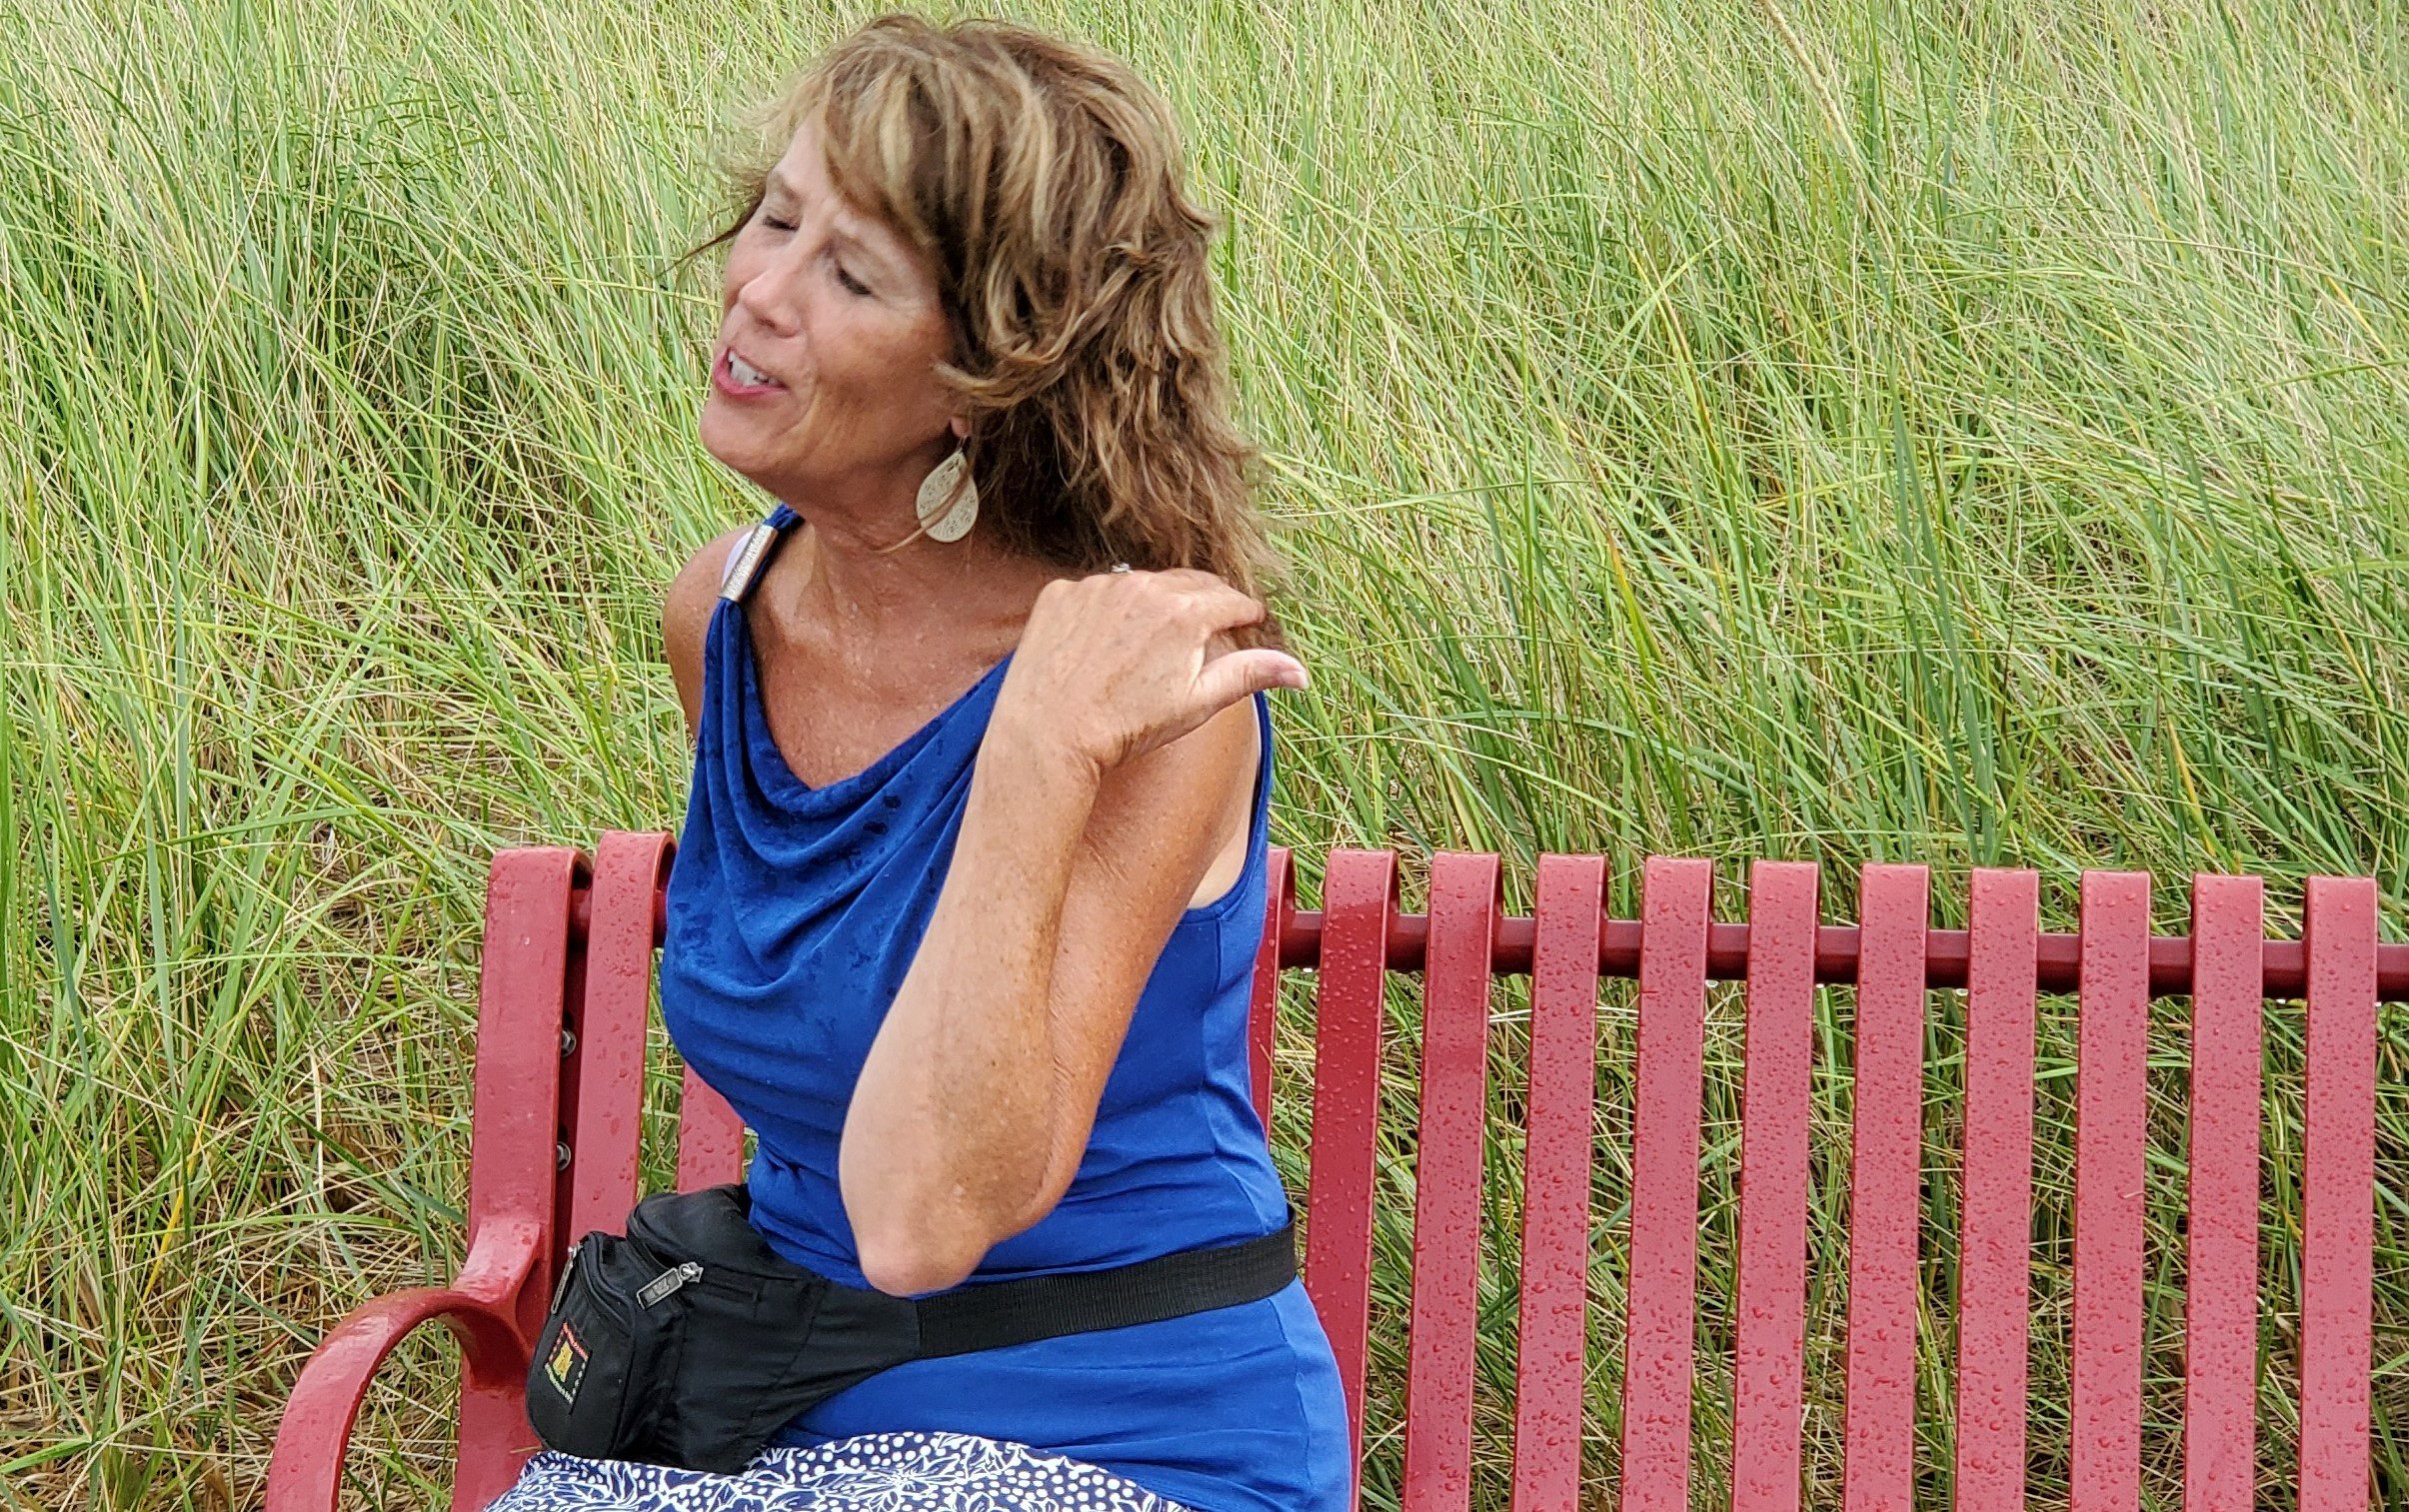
[691,12,1290,649]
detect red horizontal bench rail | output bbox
[596,887,2409,999]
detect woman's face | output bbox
[701,121,963,508]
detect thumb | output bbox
[1195,648,1309,709]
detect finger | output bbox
[1193,648,1309,709]
[1173,581,1269,637]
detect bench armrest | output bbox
[266,1225,542,1512]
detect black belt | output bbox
[526,1182,1297,1473]
[916,1213,1296,1354]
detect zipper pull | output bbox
[638,1261,704,1307]
[548,1246,580,1313]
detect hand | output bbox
[992,568,1309,779]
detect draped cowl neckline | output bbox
[733,608,1017,809]
[706,498,1019,818]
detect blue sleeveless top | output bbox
[658,505,1351,1512]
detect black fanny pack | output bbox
[525,1183,1296,1472]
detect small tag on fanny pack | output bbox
[543,1320,590,1404]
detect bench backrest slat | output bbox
[562,833,671,1243]
[2184,873,2263,1512]
[1728,860,1819,1512]
[1619,855,1713,1512]
[2301,876,2379,1512]
[1398,852,1499,1511]
[470,848,580,1341]
[1303,846,1396,1503]
[2071,871,2152,1512]
[451,847,586,1503]
[1840,863,1929,1511]
[1952,867,2040,1511]
[1506,854,1604,1512]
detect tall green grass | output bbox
[3,0,2403,1505]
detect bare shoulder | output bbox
[664,523,758,740]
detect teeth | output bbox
[729,352,774,388]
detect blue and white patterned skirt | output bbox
[489,1430,1195,1511]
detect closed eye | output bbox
[750,206,873,296]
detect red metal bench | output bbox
[267,831,2403,1510]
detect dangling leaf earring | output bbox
[914,440,979,543]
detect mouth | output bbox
[714,345,786,397]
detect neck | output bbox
[761,469,1054,676]
[790,512,1014,633]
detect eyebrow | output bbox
[764,169,899,270]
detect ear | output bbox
[949,415,970,442]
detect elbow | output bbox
[841,1128,1066,1296]
[855,1221,983,1298]
[847,1162,1064,1297]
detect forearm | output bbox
[838,720,1099,1293]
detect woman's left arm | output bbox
[838,569,1306,1297]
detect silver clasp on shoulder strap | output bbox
[718,521,780,603]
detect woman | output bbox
[491,13,1350,1512]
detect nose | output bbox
[734,245,807,337]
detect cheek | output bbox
[816,309,946,395]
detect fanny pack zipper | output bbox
[638,1260,705,1307]
[548,1246,580,1312]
